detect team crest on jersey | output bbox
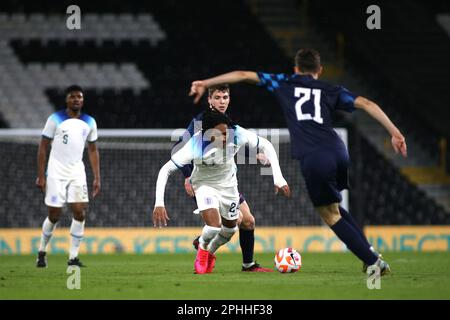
[204,197,213,205]
[51,195,58,203]
[82,128,87,137]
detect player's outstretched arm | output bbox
[154,132,196,227]
[153,160,178,228]
[88,142,101,198]
[354,96,407,157]
[257,136,291,198]
[189,71,260,104]
[154,137,195,227]
[36,137,51,192]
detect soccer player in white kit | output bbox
[35,85,100,268]
[153,109,290,274]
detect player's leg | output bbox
[206,217,238,273]
[338,205,382,271]
[192,193,251,258]
[208,217,238,255]
[334,153,383,271]
[238,200,273,272]
[67,178,89,267]
[68,202,87,267]
[338,206,371,247]
[196,208,222,274]
[37,177,64,267]
[39,206,62,251]
[205,189,240,273]
[316,203,378,264]
[237,199,255,265]
[194,185,223,274]
[199,208,222,249]
[301,150,389,274]
[316,203,390,275]
[37,206,62,267]
[334,155,373,249]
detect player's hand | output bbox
[275,184,291,198]
[153,206,170,228]
[189,80,207,104]
[256,153,271,166]
[391,133,407,158]
[184,177,195,197]
[35,176,46,192]
[92,179,101,198]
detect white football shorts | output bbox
[45,176,89,207]
[194,185,240,220]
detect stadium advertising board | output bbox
[1,226,449,254]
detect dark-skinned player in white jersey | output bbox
[174,85,275,272]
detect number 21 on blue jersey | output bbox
[294,87,323,124]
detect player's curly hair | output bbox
[201,107,233,131]
[65,85,84,96]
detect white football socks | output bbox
[198,225,221,250]
[208,225,238,255]
[69,219,85,260]
[38,217,57,252]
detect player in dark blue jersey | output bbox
[189,48,408,275]
[173,85,274,272]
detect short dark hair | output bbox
[65,85,84,96]
[208,84,230,97]
[295,48,321,73]
[202,108,232,131]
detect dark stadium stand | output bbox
[6,0,290,129]
[349,130,450,225]
[307,0,450,170]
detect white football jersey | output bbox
[42,110,97,180]
[154,125,287,208]
[171,125,259,189]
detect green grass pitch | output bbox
[1,252,449,299]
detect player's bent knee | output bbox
[48,216,60,224]
[240,214,255,230]
[73,209,86,222]
[238,203,256,230]
[47,206,62,223]
[316,204,341,226]
[70,203,87,221]
[48,214,60,224]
